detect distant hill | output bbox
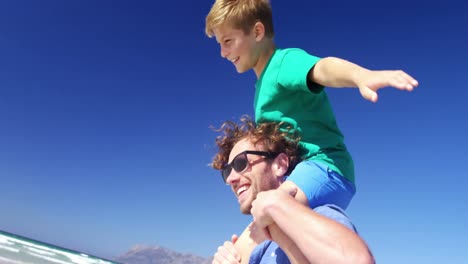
[116,245,212,264]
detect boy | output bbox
[205,0,417,262]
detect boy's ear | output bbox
[253,21,265,41]
[273,153,289,178]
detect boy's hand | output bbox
[251,186,298,239]
[247,221,269,243]
[212,234,241,264]
[357,70,419,102]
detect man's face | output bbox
[225,138,281,214]
[213,24,260,74]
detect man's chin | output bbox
[240,205,252,215]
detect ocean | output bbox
[0,230,117,264]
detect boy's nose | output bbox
[220,46,228,58]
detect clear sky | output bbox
[1,1,467,263]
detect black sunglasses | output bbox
[221,150,279,183]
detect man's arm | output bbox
[232,224,265,264]
[230,181,309,264]
[212,223,309,264]
[251,186,375,264]
[310,57,419,102]
[212,235,241,264]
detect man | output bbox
[210,116,374,264]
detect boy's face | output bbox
[213,24,260,74]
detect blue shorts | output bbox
[286,160,356,209]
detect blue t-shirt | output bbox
[249,204,357,264]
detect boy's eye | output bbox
[224,39,231,44]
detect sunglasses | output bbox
[221,150,279,183]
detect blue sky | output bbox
[1,1,467,263]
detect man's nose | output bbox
[226,170,240,185]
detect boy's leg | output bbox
[286,160,356,209]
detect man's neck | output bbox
[253,43,276,78]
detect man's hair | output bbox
[211,116,301,176]
[205,0,274,38]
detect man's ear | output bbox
[253,21,265,41]
[273,153,289,178]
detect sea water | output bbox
[0,230,117,264]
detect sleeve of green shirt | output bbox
[277,48,324,93]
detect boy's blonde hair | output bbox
[205,0,274,38]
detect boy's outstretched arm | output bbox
[310,57,419,102]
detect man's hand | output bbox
[357,69,419,102]
[250,186,298,239]
[212,235,241,264]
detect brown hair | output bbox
[205,0,274,38]
[211,115,301,176]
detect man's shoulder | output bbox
[314,204,358,232]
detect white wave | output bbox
[27,251,74,264]
[0,234,16,246]
[0,255,32,264]
[25,245,57,256]
[0,233,114,264]
[0,244,20,253]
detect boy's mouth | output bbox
[230,57,239,64]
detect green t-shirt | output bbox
[254,48,354,182]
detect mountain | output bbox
[116,245,212,264]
